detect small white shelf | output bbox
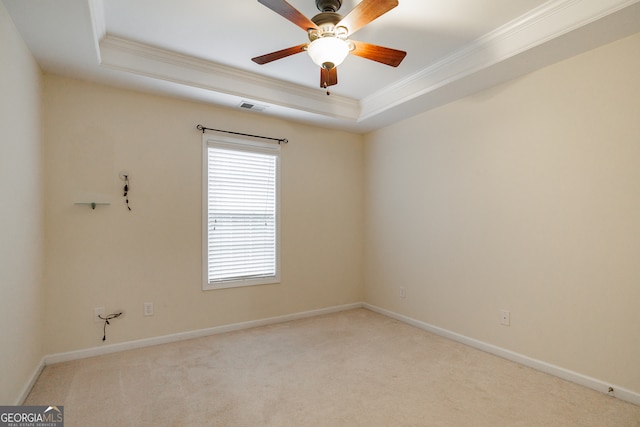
[74,202,111,210]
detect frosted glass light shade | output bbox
[307,37,350,70]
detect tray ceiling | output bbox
[4,0,640,132]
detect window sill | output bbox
[203,277,280,291]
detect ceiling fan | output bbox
[252,0,407,94]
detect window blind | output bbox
[205,141,279,287]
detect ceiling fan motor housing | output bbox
[310,12,343,33]
[315,0,342,12]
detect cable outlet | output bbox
[143,302,154,316]
[500,309,511,326]
[94,307,105,323]
[399,287,406,298]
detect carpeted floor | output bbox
[25,309,640,426]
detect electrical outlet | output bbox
[94,307,105,323]
[399,287,406,298]
[143,302,154,317]
[500,309,511,326]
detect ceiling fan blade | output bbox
[350,40,406,67]
[252,44,308,65]
[257,0,318,32]
[337,0,398,36]
[320,67,338,87]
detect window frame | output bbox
[202,134,281,291]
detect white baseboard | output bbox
[17,357,45,405]
[363,303,640,407]
[31,301,640,408]
[44,302,363,365]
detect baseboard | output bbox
[33,301,640,407]
[17,357,45,405]
[44,302,363,365]
[363,303,640,407]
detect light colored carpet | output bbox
[25,309,640,426]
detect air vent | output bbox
[238,101,268,112]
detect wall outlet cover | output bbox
[143,302,154,316]
[500,309,511,326]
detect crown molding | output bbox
[360,0,640,121]
[88,0,106,64]
[99,35,361,122]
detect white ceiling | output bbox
[4,0,640,132]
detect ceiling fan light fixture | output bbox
[307,37,350,70]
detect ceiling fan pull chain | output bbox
[323,81,330,96]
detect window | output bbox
[202,135,280,290]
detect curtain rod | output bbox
[197,124,288,144]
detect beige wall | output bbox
[0,3,45,404]
[364,32,640,393]
[42,75,364,355]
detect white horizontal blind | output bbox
[205,139,279,288]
